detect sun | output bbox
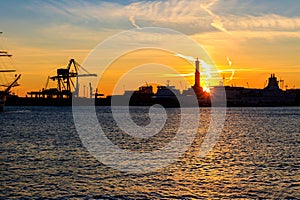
[203,86,211,93]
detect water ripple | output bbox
[0,106,299,199]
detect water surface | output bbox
[0,106,299,199]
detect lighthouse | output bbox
[181,57,206,100]
[194,58,200,88]
[191,57,203,96]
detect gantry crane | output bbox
[49,59,97,98]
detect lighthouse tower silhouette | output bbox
[192,58,203,94]
[194,58,200,87]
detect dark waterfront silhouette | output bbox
[5,59,300,107]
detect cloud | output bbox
[129,16,141,29]
[175,53,195,62]
[227,56,232,67]
[200,0,231,34]
[30,0,211,33]
[30,0,300,37]
[224,14,300,31]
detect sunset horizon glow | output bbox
[0,0,299,97]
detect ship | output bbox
[210,73,296,106]
[0,74,21,112]
[153,83,181,107]
[0,32,21,112]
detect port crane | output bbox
[49,59,97,98]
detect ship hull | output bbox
[0,91,8,112]
[0,97,4,112]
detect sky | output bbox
[0,0,299,96]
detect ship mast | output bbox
[0,51,12,57]
[0,32,21,112]
[0,32,20,86]
[0,32,16,73]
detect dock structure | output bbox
[27,59,97,99]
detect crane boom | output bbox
[77,74,97,77]
[47,59,97,98]
[0,69,16,72]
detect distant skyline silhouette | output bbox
[0,0,299,96]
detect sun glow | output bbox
[203,86,211,93]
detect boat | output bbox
[0,32,21,112]
[210,73,296,106]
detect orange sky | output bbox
[2,30,300,97]
[95,49,196,96]
[1,1,299,97]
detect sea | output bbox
[0,106,299,199]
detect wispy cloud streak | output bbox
[31,0,300,36]
[200,0,231,34]
[174,53,261,83]
[129,16,141,29]
[175,53,195,62]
